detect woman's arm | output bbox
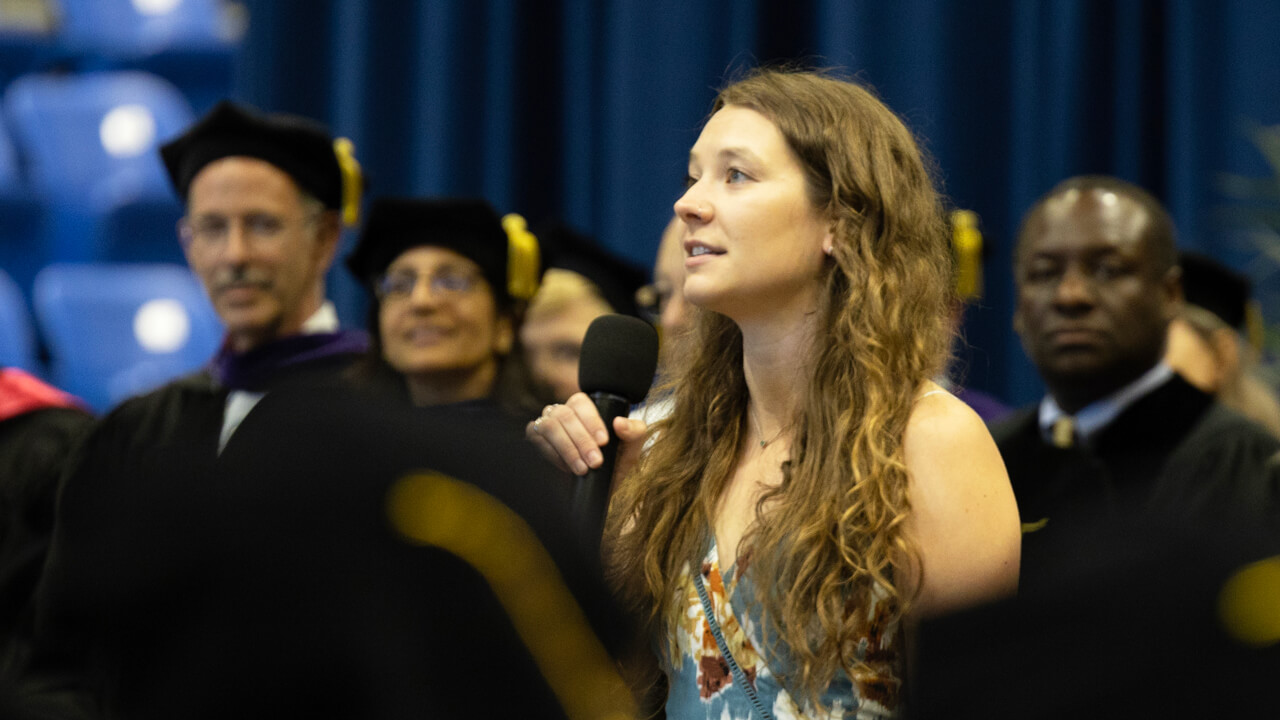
[901,386,1021,619]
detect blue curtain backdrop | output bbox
[230,0,1280,407]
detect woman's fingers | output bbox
[614,416,648,441]
[612,417,647,484]
[525,421,569,472]
[526,394,610,476]
[564,392,610,444]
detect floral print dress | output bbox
[663,540,902,720]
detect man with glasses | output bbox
[32,101,368,711]
[158,102,368,450]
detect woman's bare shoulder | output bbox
[902,381,1021,618]
[904,383,997,459]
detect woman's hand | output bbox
[526,392,648,481]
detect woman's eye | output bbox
[246,216,283,236]
[683,174,698,189]
[727,168,749,183]
[1094,263,1126,280]
[379,273,417,296]
[1023,265,1058,283]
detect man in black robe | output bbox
[0,370,92,661]
[45,100,369,461]
[34,382,635,719]
[991,175,1280,594]
[30,101,370,711]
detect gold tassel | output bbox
[387,472,639,720]
[501,213,540,300]
[1051,416,1076,448]
[951,209,983,300]
[333,137,363,226]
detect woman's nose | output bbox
[674,184,711,224]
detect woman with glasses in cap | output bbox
[346,197,542,414]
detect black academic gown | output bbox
[990,372,1280,593]
[0,407,94,661]
[32,358,630,719]
[29,350,363,714]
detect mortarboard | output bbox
[536,223,647,317]
[160,100,362,225]
[1179,251,1251,330]
[345,197,541,305]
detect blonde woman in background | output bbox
[1166,251,1280,437]
[521,268,615,402]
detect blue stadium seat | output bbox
[33,263,223,412]
[0,112,46,304]
[3,70,193,266]
[0,267,38,373]
[57,0,233,57]
[53,0,241,114]
[0,111,22,194]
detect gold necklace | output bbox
[748,403,788,448]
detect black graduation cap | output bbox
[1179,251,1252,330]
[536,222,647,317]
[160,100,351,216]
[346,197,541,306]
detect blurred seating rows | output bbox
[0,264,223,412]
[0,0,242,410]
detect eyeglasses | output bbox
[375,269,484,301]
[635,283,671,325]
[179,212,317,255]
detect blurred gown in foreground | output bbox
[34,383,635,720]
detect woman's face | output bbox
[673,105,832,323]
[1165,316,1235,393]
[377,246,512,389]
[520,292,610,402]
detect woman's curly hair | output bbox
[604,68,955,707]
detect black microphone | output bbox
[575,314,659,545]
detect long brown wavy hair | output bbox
[603,69,955,705]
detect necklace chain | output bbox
[748,403,788,448]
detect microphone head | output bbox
[577,314,659,404]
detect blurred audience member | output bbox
[32,100,367,712]
[0,370,90,666]
[992,176,1280,593]
[31,381,635,719]
[631,216,690,425]
[521,224,645,403]
[636,216,692,349]
[909,513,1280,719]
[521,269,613,403]
[1166,251,1280,437]
[345,197,542,414]
[153,100,365,453]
